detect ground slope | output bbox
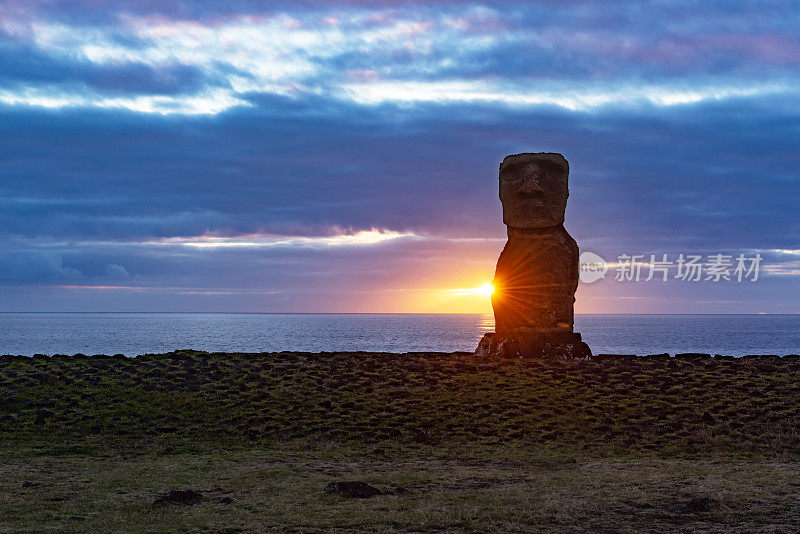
[2,351,800,532]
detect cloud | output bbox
[147,228,417,248]
[104,263,131,279]
[1,2,800,115]
[0,0,798,312]
[0,250,82,281]
[339,79,791,110]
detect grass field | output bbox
[2,350,800,532]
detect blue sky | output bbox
[0,0,798,313]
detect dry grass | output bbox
[2,445,800,533]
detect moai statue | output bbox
[475,153,592,359]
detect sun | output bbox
[476,282,495,296]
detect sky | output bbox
[0,0,798,313]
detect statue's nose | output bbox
[521,177,544,195]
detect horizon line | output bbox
[0,312,797,316]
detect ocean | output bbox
[1,313,798,357]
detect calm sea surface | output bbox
[0,313,798,357]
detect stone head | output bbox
[499,153,569,228]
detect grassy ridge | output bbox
[2,351,800,455]
[4,351,800,532]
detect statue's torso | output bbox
[491,225,578,335]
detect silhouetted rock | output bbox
[478,153,591,360]
[153,489,203,505]
[700,411,717,425]
[324,481,382,498]
[34,409,53,424]
[477,331,590,360]
[683,496,720,513]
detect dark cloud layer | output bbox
[2,96,797,246]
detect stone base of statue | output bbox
[475,330,592,361]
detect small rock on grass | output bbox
[700,411,717,425]
[684,497,720,513]
[153,489,203,506]
[325,481,382,498]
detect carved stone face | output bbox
[499,153,569,228]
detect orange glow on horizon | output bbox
[422,281,495,313]
[441,282,495,297]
